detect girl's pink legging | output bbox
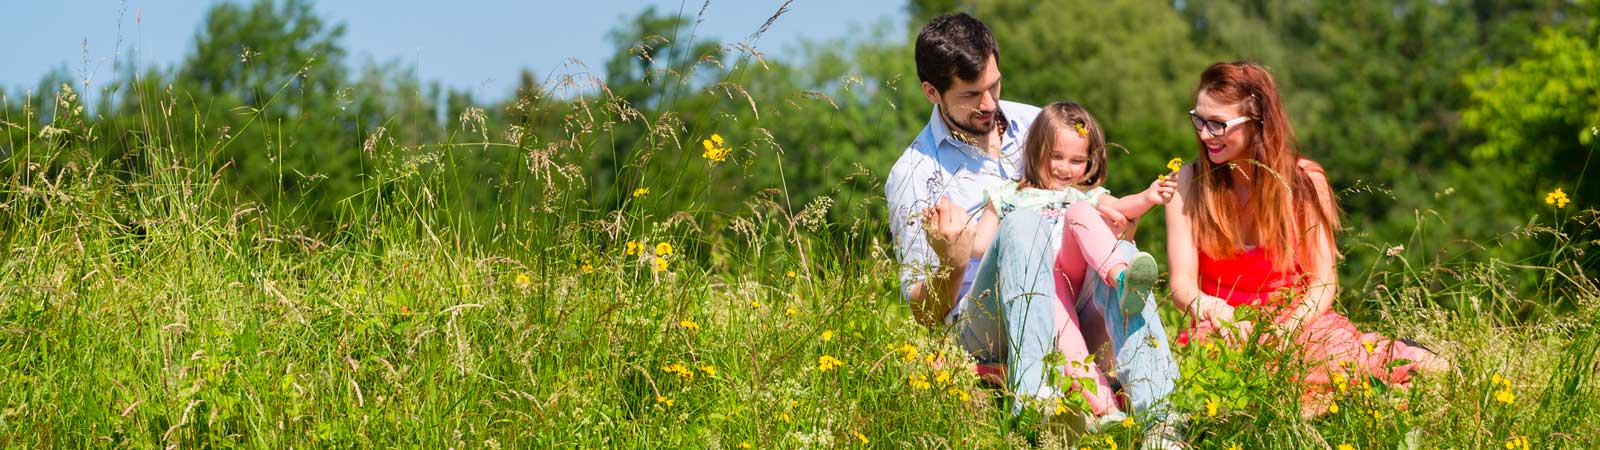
[1042,201,1133,415]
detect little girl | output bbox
[930,101,1176,428]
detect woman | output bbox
[1164,61,1448,413]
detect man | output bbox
[885,12,1185,448]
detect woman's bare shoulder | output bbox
[1297,158,1330,189]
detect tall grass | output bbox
[1,9,1597,450]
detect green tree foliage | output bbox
[1463,27,1600,188]
[4,0,1597,306]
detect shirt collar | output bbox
[929,104,1013,155]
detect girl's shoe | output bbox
[1117,252,1159,316]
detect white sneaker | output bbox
[1086,411,1129,434]
[1140,415,1187,450]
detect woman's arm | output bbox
[1165,167,1237,330]
[1164,168,1204,314]
[1281,161,1340,335]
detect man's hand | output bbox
[922,197,975,267]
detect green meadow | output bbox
[2,1,1597,448]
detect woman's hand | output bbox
[1192,295,1254,342]
[1142,177,1179,205]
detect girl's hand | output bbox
[1142,177,1179,205]
[1094,201,1130,235]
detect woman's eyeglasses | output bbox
[1189,110,1254,137]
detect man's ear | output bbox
[921,81,942,106]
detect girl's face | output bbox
[1043,128,1090,190]
[1193,90,1255,164]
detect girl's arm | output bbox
[970,202,999,260]
[1097,177,1179,222]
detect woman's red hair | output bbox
[1184,61,1341,271]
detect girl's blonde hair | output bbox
[1018,101,1106,191]
[1185,61,1341,270]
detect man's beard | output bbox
[941,102,996,137]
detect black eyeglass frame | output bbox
[1189,109,1255,137]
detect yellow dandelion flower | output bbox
[908,373,932,390]
[1167,157,1184,173]
[818,355,842,372]
[633,187,650,198]
[1492,374,1503,385]
[1075,122,1089,137]
[656,395,673,407]
[580,262,594,274]
[701,133,731,164]
[934,369,951,385]
[1122,416,1136,428]
[1546,188,1571,208]
[1226,444,1242,450]
[652,256,670,273]
[738,442,752,449]
[749,300,761,308]
[655,242,673,256]
[626,241,641,256]
[679,320,700,332]
[1328,403,1340,414]
[663,363,695,380]
[1206,398,1219,417]
[897,343,919,362]
[1203,341,1219,353]
[778,412,792,423]
[1104,435,1118,450]
[699,365,716,377]
[821,330,834,342]
[514,273,532,288]
[1337,444,1355,450]
[1495,389,1515,404]
[948,387,971,402]
[785,270,796,278]
[785,306,796,317]
[1053,398,1069,416]
[1361,340,1375,354]
[853,431,868,445]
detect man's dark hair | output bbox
[915,13,999,94]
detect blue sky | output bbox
[1,0,907,101]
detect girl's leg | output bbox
[989,209,1117,416]
[1061,202,1128,284]
[1057,223,1116,382]
[1088,241,1182,419]
[1062,202,1160,316]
